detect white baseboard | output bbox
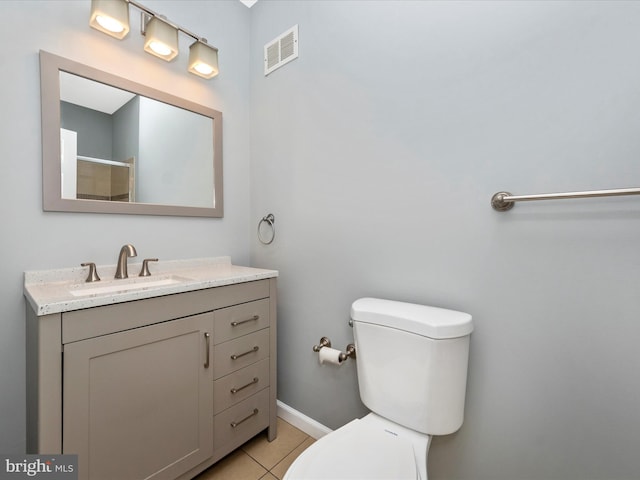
[276,400,332,440]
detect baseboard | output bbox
[276,400,332,439]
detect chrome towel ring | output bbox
[257,214,275,245]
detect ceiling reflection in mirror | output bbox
[40,51,223,217]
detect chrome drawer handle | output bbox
[230,315,259,327]
[230,408,259,428]
[230,377,259,394]
[230,346,259,360]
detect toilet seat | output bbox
[284,414,428,480]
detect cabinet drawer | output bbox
[213,299,270,344]
[213,388,269,451]
[214,358,270,414]
[213,329,269,380]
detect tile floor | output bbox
[194,417,316,480]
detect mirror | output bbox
[40,51,223,217]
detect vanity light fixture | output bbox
[188,40,219,79]
[89,0,220,78]
[143,15,178,61]
[89,0,130,39]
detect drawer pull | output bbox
[204,332,211,369]
[231,377,259,394]
[231,315,260,327]
[231,346,259,360]
[230,408,259,428]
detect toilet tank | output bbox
[351,298,473,436]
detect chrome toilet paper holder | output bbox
[312,336,356,362]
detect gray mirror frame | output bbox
[40,50,223,217]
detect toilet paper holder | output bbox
[312,336,356,361]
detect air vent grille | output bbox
[264,25,299,76]
[266,42,280,71]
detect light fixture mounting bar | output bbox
[127,0,204,42]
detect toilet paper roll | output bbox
[318,347,344,366]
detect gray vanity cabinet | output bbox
[26,278,277,480]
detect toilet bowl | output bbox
[283,413,430,480]
[284,298,473,480]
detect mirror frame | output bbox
[40,50,223,217]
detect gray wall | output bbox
[60,101,113,159]
[112,96,140,167]
[249,1,640,479]
[138,96,214,207]
[0,0,251,454]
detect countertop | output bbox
[24,256,278,316]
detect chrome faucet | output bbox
[115,244,137,279]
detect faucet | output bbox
[115,244,137,279]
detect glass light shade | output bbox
[188,41,219,79]
[144,17,178,62]
[89,0,130,39]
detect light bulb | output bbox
[149,41,172,57]
[95,15,125,33]
[194,63,215,76]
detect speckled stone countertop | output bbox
[24,256,278,316]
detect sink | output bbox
[69,275,190,297]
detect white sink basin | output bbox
[69,275,190,297]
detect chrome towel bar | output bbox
[491,187,640,212]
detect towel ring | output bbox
[258,214,275,245]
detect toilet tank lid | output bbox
[351,298,473,339]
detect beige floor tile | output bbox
[270,437,315,480]
[259,473,279,480]
[242,418,310,470]
[194,450,267,480]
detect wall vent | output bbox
[264,25,299,76]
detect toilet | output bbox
[284,297,473,480]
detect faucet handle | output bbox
[81,262,101,283]
[139,258,159,277]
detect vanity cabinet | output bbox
[26,277,277,480]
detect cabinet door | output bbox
[63,313,213,480]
